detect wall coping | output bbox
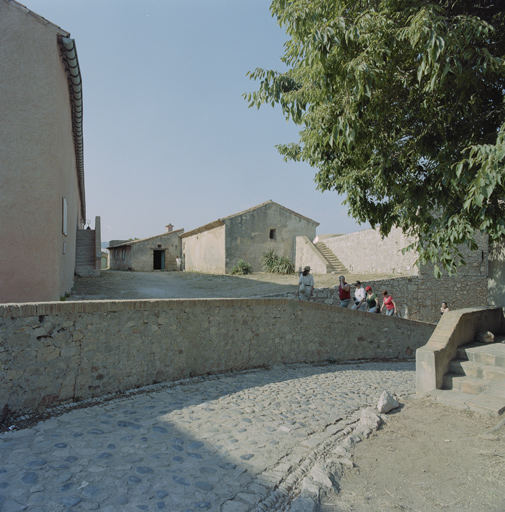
[0,298,433,330]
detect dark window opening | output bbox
[269,229,276,240]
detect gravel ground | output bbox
[69,270,400,301]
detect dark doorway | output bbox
[153,250,165,270]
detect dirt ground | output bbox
[321,398,505,512]
[69,269,397,301]
[70,270,505,511]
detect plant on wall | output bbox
[230,259,253,275]
[261,250,295,274]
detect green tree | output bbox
[245,0,505,275]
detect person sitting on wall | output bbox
[381,290,397,317]
[351,281,367,311]
[365,286,379,313]
[337,275,351,308]
[440,302,450,315]
[297,266,314,301]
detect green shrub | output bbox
[274,256,295,274]
[230,259,253,275]
[261,251,294,274]
[261,250,277,272]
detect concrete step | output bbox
[76,229,98,275]
[457,341,505,367]
[443,373,490,394]
[438,341,505,416]
[449,359,505,382]
[429,389,505,416]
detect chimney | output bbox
[166,223,174,233]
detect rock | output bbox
[290,495,318,512]
[354,423,373,440]
[476,331,495,343]
[360,407,383,430]
[332,445,351,457]
[308,463,333,489]
[377,391,400,414]
[300,478,320,498]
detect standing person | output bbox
[382,290,397,316]
[365,286,379,313]
[441,302,450,315]
[176,256,182,271]
[297,266,314,301]
[351,281,367,310]
[338,275,351,308]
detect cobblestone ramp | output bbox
[0,361,415,511]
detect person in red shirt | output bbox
[338,275,351,308]
[381,290,397,316]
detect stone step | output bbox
[449,359,505,382]
[457,341,505,368]
[443,373,490,395]
[429,389,505,416]
[314,242,347,273]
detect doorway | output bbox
[153,250,165,270]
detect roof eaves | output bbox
[108,229,185,249]
[223,200,319,226]
[4,0,70,36]
[179,220,225,238]
[58,36,85,221]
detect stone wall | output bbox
[295,236,330,274]
[322,228,419,275]
[182,224,226,273]
[0,299,435,417]
[486,239,505,308]
[321,228,489,281]
[267,274,488,324]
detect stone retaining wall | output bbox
[267,275,488,324]
[322,228,418,275]
[0,299,435,417]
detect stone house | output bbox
[0,0,99,303]
[181,200,319,273]
[108,228,184,271]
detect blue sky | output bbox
[30,0,369,242]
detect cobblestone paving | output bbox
[0,361,415,512]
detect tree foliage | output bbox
[245,0,505,275]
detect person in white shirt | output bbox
[297,266,314,301]
[351,281,367,311]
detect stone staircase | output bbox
[315,242,347,274]
[432,341,505,416]
[75,229,99,276]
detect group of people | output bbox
[337,275,397,316]
[297,268,397,316]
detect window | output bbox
[62,198,68,236]
[269,229,276,240]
